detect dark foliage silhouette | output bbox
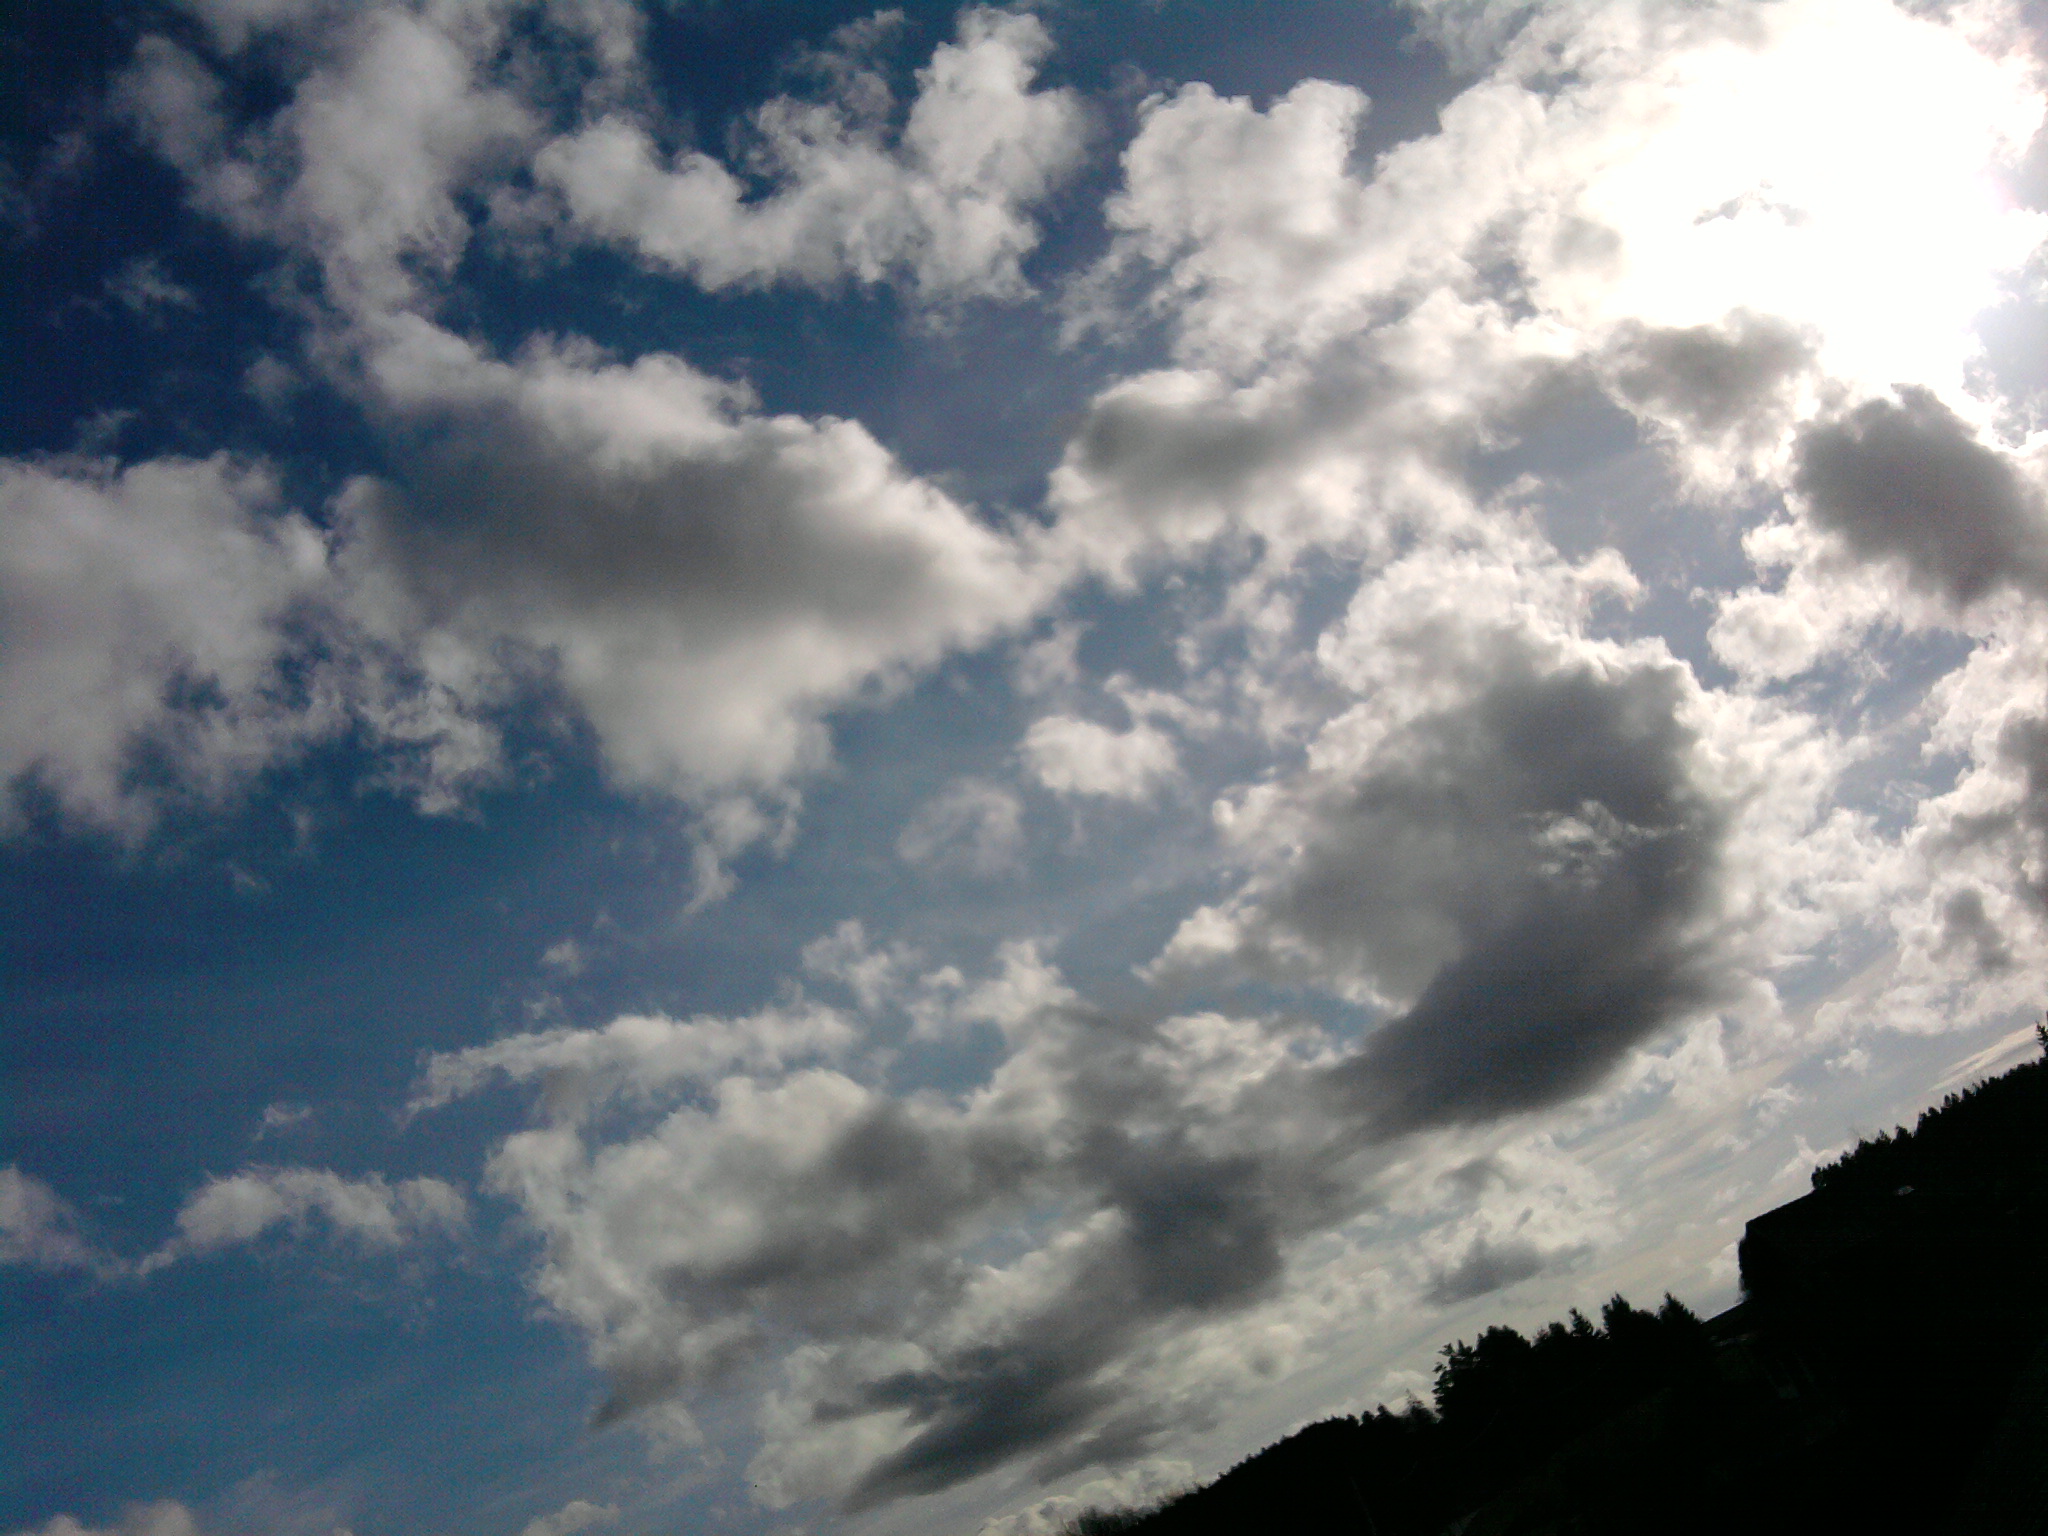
[1053,1023,2048,1536]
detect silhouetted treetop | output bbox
[1810,1020,2048,1198]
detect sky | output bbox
[5,0,2048,1533]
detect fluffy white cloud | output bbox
[539,7,1087,301]
[42,1,2048,1526]
[123,3,1085,320]
[422,937,1518,1513]
[0,455,335,835]
[1055,0,2048,1063]
[1405,1136,1617,1306]
[120,8,541,320]
[1022,714,1179,801]
[139,1166,467,1272]
[53,6,1065,863]
[393,5,2048,1508]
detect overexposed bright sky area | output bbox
[7,2,2048,1533]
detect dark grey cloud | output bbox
[1946,707,2048,914]
[779,644,1738,1495]
[1937,886,2015,973]
[844,1132,1287,1507]
[1606,310,1811,441]
[1261,651,1729,1135]
[1793,386,2048,606]
[1424,1235,1551,1307]
[449,984,1358,1507]
[1999,713,2048,911]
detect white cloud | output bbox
[96,8,1072,860]
[124,3,1083,318]
[47,0,2048,1524]
[1068,77,1388,368]
[975,1458,1192,1536]
[353,320,1053,803]
[515,1501,615,1536]
[1144,525,1863,1138]
[1055,0,2046,580]
[0,454,335,836]
[119,7,544,320]
[416,940,1398,1512]
[408,1000,856,1116]
[0,1166,111,1276]
[139,1167,467,1272]
[2,323,1056,844]
[7,1502,202,1536]
[1406,1135,1617,1306]
[538,7,1087,302]
[1022,715,1179,800]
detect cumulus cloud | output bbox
[124,2,1084,316]
[118,11,538,320]
[1600,309,1814,484]
[538,7,1087,302]
[417,944,1385,1509]
[1410,1137,1614,1306]
[440,969,1662,1523]
[1153,533,1743,1134]
[1055,0,2044,580]
[16,4,1057,860]
[3,319,1052,843]
[0,1166,112,1276]
[353,321,1051,802]
[1604,312,1810,443]
[44,0,2048,1524]
[378,5,2048,1506]
[139,1166,467,1273]
[0,454,335,835]
[1022,715,1178,801]
[51,6,1073,853]
[422,920,1672,1513]
[1862,620,2048,1030]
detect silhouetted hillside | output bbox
[1054,1030,2048,1536]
